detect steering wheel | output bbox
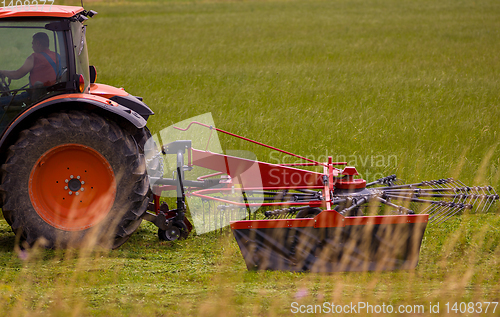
[0,75,11,97]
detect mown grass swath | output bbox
[1,0,500,315]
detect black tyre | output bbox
[295,207,322,219]
[0,111,150,249]
[158,221,189,241]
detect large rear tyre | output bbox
[0,111,150,249]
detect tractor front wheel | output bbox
[0,111,150,249]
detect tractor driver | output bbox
[0,32,60,89]
[0,32,60,130]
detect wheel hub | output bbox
[68,177,82,192]
[165,226,180,241]
[29,144,116,231]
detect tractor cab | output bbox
[0,7,93,132]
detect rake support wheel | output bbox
[0,111,150,249]
[158,221,189,241]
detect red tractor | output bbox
[0,5,155,248]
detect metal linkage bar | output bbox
[366,174,398,187]
[338,196,370,216]
[173,121,331,167]
[373,178,456,190]
[375,196,414,215]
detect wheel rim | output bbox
[29,144,116,231]
[165,226,180,241]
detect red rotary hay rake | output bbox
[144,114,498,272]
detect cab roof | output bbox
[0,5,84,19]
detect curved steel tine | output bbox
[433,207,462,224]
[430,205,459,223]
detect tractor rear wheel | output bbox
[0,111,150,249]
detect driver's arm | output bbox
[0,55,34,80]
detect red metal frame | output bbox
[174,121,345,167]
[153,121,380,212]
[89,83,128,99]
[189,187,325,208]
[191,148,325,188]
[230,212,429,229]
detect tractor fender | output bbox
[89,83,154,120]
[0,93,147,160]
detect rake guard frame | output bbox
[231,212,428,272]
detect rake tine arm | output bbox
[426,201,450,217]
[374,196,414,215]
[265,206,310,218]
[365,181,381,187]
[390,193,472,199]
[425,203,444,216]
[247,190,317,198]
[366,174,398,187]
[375,178,452,190]
[382,187,468,193]
[432,179,449,193]
[338,196,369,216]
[456,179,469,190]
[295,189,323,194]
[256,196,314,201]
[383,194,455,205]
[372,183,426,190]
[330,198,349,206]
[453,180,468,195]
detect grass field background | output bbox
[1,0,500,315]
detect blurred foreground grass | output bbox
[0,214,499,316]
[1,0,500,315]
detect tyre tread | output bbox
[0,110,150,249]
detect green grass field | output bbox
[1,0,500,315]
